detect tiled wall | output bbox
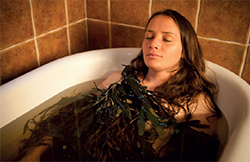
[0,0,87,84]
[1,0,249,85]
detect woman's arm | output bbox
[98,71,122,89]
[18,72,122,161]
[174,93,218,136]
[188,93,218,136]
[19,136,52,162]
[152,93,218,154]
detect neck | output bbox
[142,69,174,91]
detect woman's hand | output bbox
[152,126,174,153]
[19,136,52,162]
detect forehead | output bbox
[146,15,180,34]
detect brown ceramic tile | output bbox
[37,28,69,65]
[87,20,109,50]
[86,0,108,21]
[32,0,66,35]
[152,0,198,29]
[242,46,250,85]
[111,24,144,48]
[69,21,88,54]
[199,38,245,75]
[198,0,249,44]
[67,0,86,23]
[0,0,34,50]
[0,40,38,84]
[111,0,149,27]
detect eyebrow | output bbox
[145,30,176,36]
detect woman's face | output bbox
[142,15,183,72]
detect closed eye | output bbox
[163,39,172,42]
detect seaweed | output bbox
[16,65,211,161]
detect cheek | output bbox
[142,40,147,50]
[174,48,183,59]
[163,46,182,62]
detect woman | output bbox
[99,9,221,160]
[19,9,221,161]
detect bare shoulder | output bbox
[98,71,122,89]
[194,93,214,113]
[174,93,218,135]
[190,93,218,135]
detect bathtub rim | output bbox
[0,48,141,128]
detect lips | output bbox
[146,53,161,58]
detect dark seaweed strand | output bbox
[16,65,208,161]
[15,93,97,161]
[81,65,179,160]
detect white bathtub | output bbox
[0,48,249,161]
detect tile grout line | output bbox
[36,26,67,38]
[87,18,146,30]
[239,45,249,77]
[29,0,40,67]
[238,28,250,77]
[107,0,111,22]
[0,39,34,53]
[197,36,247,46]
[84,0,89,50]
[108,0,112,48]
[0,19,87,53]
[195,0,201,33]
[64,0,71,55]
[149,0,152,18]
[68,18,86,27]
[111,22,145,30]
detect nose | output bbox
[149,38,160,50]
[150,45,158,50]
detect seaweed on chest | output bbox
[16,65,217,161]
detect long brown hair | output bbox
[131,9,220,117]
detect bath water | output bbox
[0,78,104,161]
[0,78,229,161]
